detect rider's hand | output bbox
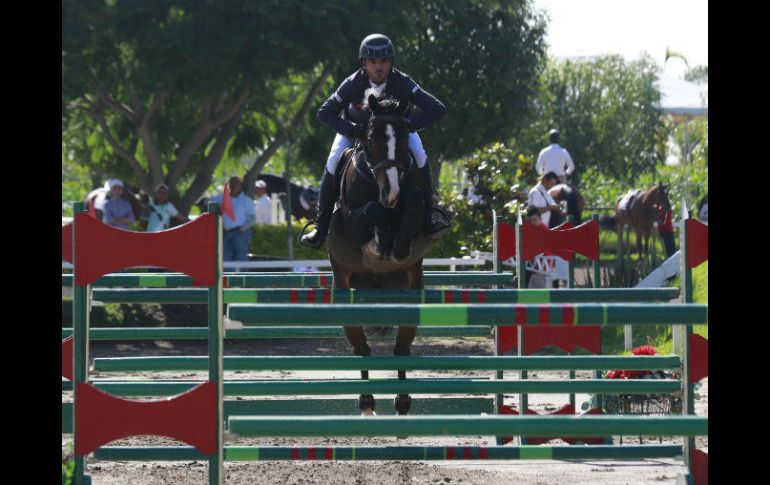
[351,123,366,139]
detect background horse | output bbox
[615,183,671,255]
[328,94,428,416]
[549,183,585,224]
[256,173,319,222]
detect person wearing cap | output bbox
[211,176,257,262]
[299,33,447,249]
[253,179,272,225]
[536,129,575,185]
[102,178,136,230]
[139,183,186,232]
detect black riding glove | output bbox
[351,123,366,139]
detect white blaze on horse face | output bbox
[384,123,399,206]
[385,124,396,160]
[385,167,399,206]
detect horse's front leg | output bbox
[343,326,375,415]
[393,187,423,261]
[393,325,417,415]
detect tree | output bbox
[62,0,419,212]
[396,0,548,182]
[516,55,668,186]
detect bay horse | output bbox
[328,94,428,416]
[548,183,585,225]
[615,183,671,255]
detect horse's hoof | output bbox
[394,394,412,415]
[361,408,377,416]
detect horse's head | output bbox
[655,182,672,211]
[364,94,410,208]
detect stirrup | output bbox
[297,219,317,245]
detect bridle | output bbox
[360,114,409,185]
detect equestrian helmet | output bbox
[359,34,395,62]
[548,129,560,144]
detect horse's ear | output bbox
[368,94,379,112]
[397,96,409,115]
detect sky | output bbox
[531,0,708,79]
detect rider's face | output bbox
[362,58,392,84]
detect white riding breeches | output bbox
[324,132,428,175]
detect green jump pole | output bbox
[91,355,681,373]
[88,287,680,304]
[63,272,515,288]
[93,444,684,462]
[226,303,709,327]
[79,378,681,397]
[228,415,708,438]
[62,326,493,340]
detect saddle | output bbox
[619,189,642,211]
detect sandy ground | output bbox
[63,335,708,484]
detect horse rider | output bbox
[299,33,447,249]
[536,129,575,185]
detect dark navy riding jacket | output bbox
[317,68,446,138]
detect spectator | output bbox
[655,204,676,258]
[697,194,708,223]
[536,129,575,185]
[102,179,135,230]
[527,172,562,228]
[254,180,272,225]
[524,207,548,288]
[526,205,548,229]
[211,176,256,263]
[139,183,186,232]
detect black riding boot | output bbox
[417,163,443,236]
[300,170,337,249]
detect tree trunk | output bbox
[242,67,331,195]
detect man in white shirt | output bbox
[536,129,575,184]
[254,180,272,225]
[528,172,562,228]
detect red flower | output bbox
[632,345,657,356]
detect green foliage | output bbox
[247,222,469,260]
[398,0,548,162]
[436,142,538,252]
[62,0,422,210]
[685,65,708,84]
[516,55,668,185]
[62,443,74,485]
